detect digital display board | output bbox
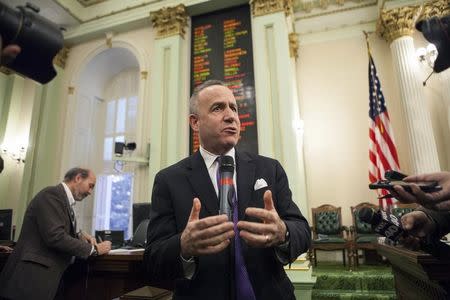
[190,5,258,154]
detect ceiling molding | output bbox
[77,0,108,7]
[295,0,377,20]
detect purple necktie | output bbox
[216,157,256,300]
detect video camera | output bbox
[0,1,63,84]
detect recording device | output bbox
[359,207,450,258]
[359,207,405,242]
[369,180,442,193]
[416,14,450,73]
[0,1,64,84]
[218,155,234,220]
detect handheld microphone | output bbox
[218,156,234,220]
[358,207,405,242]
[359,207,450,258]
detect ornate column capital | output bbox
[53,47,70,69]
[289,32,299,59]
[250,0,293,17]
[377,5,422,44]
[150,4,188,39]
[419,0,450,22]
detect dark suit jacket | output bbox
[0,184,92,300]
[144,151,311,300]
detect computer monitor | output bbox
[0,209,12,241]
[95,230,124,249]
[132,203,151,233]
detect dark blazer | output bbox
[0,184,92,300]
[144,151,311,300]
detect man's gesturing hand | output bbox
[237,190,287,248]
[180,198,234,258]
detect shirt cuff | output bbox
[180,254,196,279]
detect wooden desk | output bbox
[376,243,450,300]
[65,250,152,300]
[1,250,171,300]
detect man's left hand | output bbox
[237,190,287,248]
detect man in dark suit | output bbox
[144,80,311,300]
[0,167,111,300]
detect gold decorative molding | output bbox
[68,86,75,95]
[418,0,450,22]
[140,71,148,80]
[53,47,69,69]
[76,0,107,7]
[289,32,299,59]
[250,0,293,17]
[150,4,188,39]
[105,32,114,48]
[377,5,422,44]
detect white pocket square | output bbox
[254,178,268,190]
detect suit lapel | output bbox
[187,151,220,216]
[57,184,76,235]
[236,151,255,220]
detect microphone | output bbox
[359,207,450,258]
[358,207,405,243]
[218,156,234,220]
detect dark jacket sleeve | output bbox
[33,188,92,258]
[144,171,184,284]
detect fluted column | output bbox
[378,5,440,173]
[148,4,189,189]
[250,0,309,217]
[440,69,450,131]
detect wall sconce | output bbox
[416,43,438,86]
[0,143,27,164]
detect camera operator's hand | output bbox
[401,210,436,238]
[393,172,450,211]
[0,35,21,66]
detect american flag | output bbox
[368,54,400,209]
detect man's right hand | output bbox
[180,198,235,258]
[96,241,112,255]
[394,172,450,211]
[401,210,436,238]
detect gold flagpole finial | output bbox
[363,31,373,56]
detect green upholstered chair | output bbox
[310,204,351,267]
[391,203,418,221]
[350,202,379,267]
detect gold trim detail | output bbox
[76,0,107,7]
[419,0,450,22]
[68,86,75,95]
[140,71,148,80]
[377,5,422,44]
[289,32,299,59]
[150,4,188,39]
[105,32,114,48]
[295,1,376,20]
[53,47,69,69]
[250,0,293,17]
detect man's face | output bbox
[72,172,96,201]
[190,85,241,155]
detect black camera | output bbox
[0,1,63,84]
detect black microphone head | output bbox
[359,207,375,224]
[219,155,234,172]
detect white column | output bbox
[379,4,440,173]
[439,69,450,131]
[390,36,440,173]
[148,5,189,188]
[251,2,308,217]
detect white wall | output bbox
[297,31,449,226]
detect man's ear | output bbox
[189,114,199,132]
